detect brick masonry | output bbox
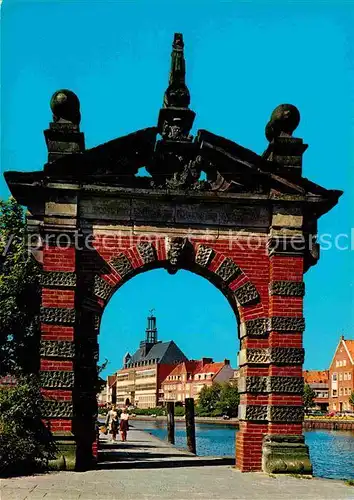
[36,225,312,472]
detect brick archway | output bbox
[5,33,341,472]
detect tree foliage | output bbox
[197,382,239,417]
[0,198,41,375]
[303,383,316,413]
[0,375,56,475]
[349,391,354,408]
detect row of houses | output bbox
[303,336,354,413]
[101,314,237,408]
[102,314,354,413]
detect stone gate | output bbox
[5,33,341,472]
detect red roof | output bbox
[163,359,227,382]
[196,362,224,375]
[344,339,354,363]
[303,370,329,384]
[167,361,202,378]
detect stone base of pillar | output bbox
[48,435,77,471]
[262,434,312,474]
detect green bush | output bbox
[174,406,185,417]
[0,376,57,476]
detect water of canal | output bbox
[135,420,354,480]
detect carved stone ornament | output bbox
[41,271,76,288]
[262,434,312,474]
[238,376,267,393]
[40,371,74,388]
[269,316,305,332]
[270,347,305,365]
[94,275,113,301]
[268,376,304,394]
[137,242,157,264]
[110,253,133,278]
[239,347,305,366]
[40,307,75,325]
[238,404,268,421]
[41,400,73,418]
[238,376,303,394]
[166,237,194,273]
[269,281,305,297]
[195,245,215,268]
[215,258,242,283]
[40,340,75,359]
[234,282,260,306]
[267,406,304,422]
[240,318,267,338]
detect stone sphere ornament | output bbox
[50,89,81,125]
[265,103,300,142]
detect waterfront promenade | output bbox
[2,427,353,499]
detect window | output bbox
[348,373,352,380]
[339,388,343,395]
[339,373,343,381]
[343,360,346,366]
[333,403,336,410]
[336,361,339,367]
[332,373,337,381]
[332,390,337,396]
[339,361,342,367]
[344,373,348,381]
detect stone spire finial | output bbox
[265,104,300,142]
[50,89,81,125]
[163,33,190,109]
[44,89,85,163]
[263,104,307,178]
[157,33,195,141]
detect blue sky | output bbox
[1,0,353,377]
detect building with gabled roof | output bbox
[162,357,235,403]
[329,336,354,413]
[303,370,329,412]
[111,313,188,408]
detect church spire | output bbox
[145,310,157,344]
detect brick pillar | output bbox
[263,210,312,474]
[237,324,269,471]
[39,193,79,470]
[40,241,77,470]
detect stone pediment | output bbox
[4,32,342,221]
[5,122,341,220]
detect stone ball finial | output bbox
[265,104,300,142]
[50,89,81,125]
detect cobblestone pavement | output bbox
[1,427,353,500]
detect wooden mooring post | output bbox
[185,397,196,454]
[166,402,175,445]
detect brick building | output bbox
[113,314,187,408]
[162,358,235,402]
[329,336,354,412]
[303,370,329,412]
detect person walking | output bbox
[119,407,129,442]
[105,404,119,442]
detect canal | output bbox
[133,420,354,480]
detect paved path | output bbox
[98,423,233,469]
[1,426,353,500]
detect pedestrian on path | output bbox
[105,404,119,442]
[119,407,129,442]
